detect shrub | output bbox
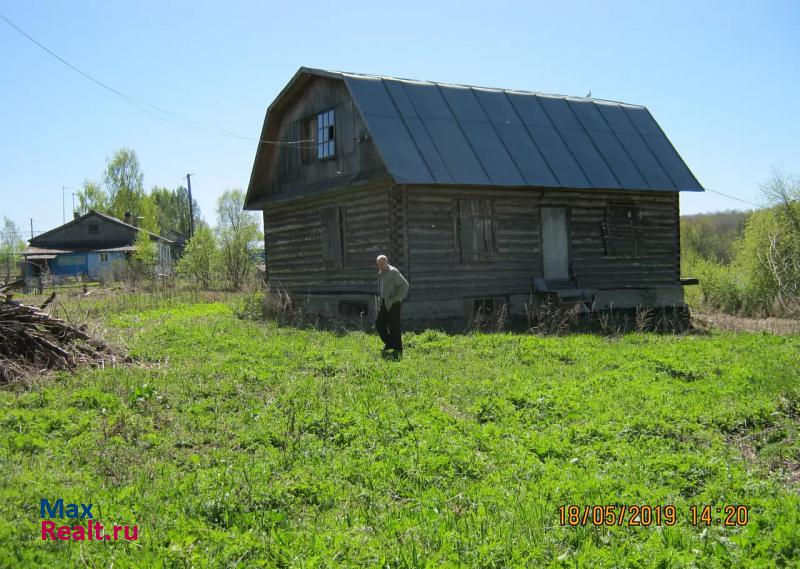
[178,226,220,290]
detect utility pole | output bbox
[184,173,195,238]
[71,193,77,217]
[30,219,34,239]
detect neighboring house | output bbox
[244,67,704,320]
[22,210,173,282]
[162,230,188,258]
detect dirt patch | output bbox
[693,312,800,334]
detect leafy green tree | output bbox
[177,225,219,289]
[681,210,749,264]
[686,171,800,317]
[136,194,160,234]
[151,186,201,236]
[103,148,158,232]
[75,180,108,215]
[733,171,800,315]
[132,229,157,269]
[1,217,26,282]
[216,189,260,290]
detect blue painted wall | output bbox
[86,251,126,279]
[49,253,87,276]
[41,251,127,279]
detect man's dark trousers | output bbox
[375,300,402,351]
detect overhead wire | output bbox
[702,188,761,208]
[0,12,314,148]
[0,14,769,207]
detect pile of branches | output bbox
[0,287,122,384]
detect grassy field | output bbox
[1,296,799,567]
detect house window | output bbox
[317,109,335,160]
[474,297,495,316]
[601,205,640,257]
[454,200,496,262]
[88,224,99,234]
[98,252,110,263]
[320,206,346,266]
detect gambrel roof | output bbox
[246,67,703,207]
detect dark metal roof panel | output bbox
[439,86,487,121]
[424,119,490,184]
[559,128,621,188]
[537,96,583,130]
[404,117,453,183]
[474,89,523,125]
[384,80,419,117]
[342,75,397,117]
[401,82,453,120]
[493,123,559,186]
[614,131,674,189]
[505,92,554,128]
[339,71,703,192]
[527,126,592,188]
[460,121,525,186]
[360,115,435,184]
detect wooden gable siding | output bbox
[31,214,137,249]
[402,187,679,301]
[263,179,395,294]
[264,76,384,199]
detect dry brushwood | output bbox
[0,290,122,384]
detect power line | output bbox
[0,12,313,148]
[703,188,761,208]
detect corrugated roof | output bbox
[332,69,702,192]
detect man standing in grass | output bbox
[375,254,409,357]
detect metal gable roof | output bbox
[29,210,173,245]
[332,70,703,192]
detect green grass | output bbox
[1,299,799,567]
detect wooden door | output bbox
[541,207,570,281]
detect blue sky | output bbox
[1,0,798,238]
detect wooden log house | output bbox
[244,67,703,320]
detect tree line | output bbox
[682,170,800,318]
[85,148,263,291]
[3,147,263,291]
[76,148,202,236]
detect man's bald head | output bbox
[376,255,389,272]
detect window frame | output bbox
[453,199,497,263]
[601,203,641,258]
[88,223,99,235]
[316,108,336,161]
[98,252,110,263]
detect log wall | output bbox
[264,183,680,306]
[402,185,680,301]
[263,179,394,295]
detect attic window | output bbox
[88,224,99,235]
[317,109,335,160]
